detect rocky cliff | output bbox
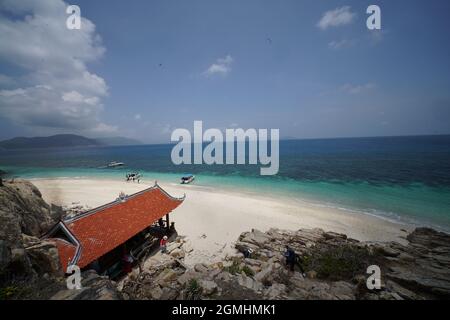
[1,179,449,300]
[120,228,450,300]
[0,179,121,300]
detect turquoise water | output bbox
[1,135,450,231]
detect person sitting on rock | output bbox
[243,247,253,258]
[121,248,134,274]
[160,235,168,253]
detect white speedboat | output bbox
[180,174,195,184]
[107,161,125,168]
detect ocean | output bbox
[1,135,450,232]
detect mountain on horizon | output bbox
[95,136,142,146]
[0,134,142,149]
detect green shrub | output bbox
[0,286,19,300]
[186,278,202,300]
[223,261,255,277]
[223,261,241,275]
[242,265,255,277]
[303,244,374,281]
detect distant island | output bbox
[94,136,143,146]
[0,134,142,149]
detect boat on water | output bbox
[107,161,125,168]
[180,173,195,184]
[126,172,142,181]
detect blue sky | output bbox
[0,0,450,143]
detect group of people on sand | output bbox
[125,173,140,183]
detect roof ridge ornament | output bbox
[117,191,128,202]
[153,182,186,201]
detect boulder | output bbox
[244,258,262,267]
[156,268,178,285]
[160,287,179,300]
[241,229,270,246]
[142,252,175,271]
[26,241,62,276]
[0,180,56,238]
[148,285,163,299]
[215,271,232,282]
[183,242,194,253]
[265,283,287,299]
[194,263,208,273]
[330,281,355,300]
[177,272,194,286]
[166,242,183,254]
[51,271,122,300]
[254,264,273,283]
[200,280,218,295]
[170,248,184,259]
[386,280,421,300]
[0,239,11,272]
[237,272,263,292]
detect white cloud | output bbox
[368,29,387,46]
[134,114,141,120]
[0,88,26,97]
[161,123,173,135]
[91,122,118,133]
[0,0,113,134]
[328,39,353,49]
[62,91,100,106]
[0,74,15,86]
[204,55,233,77]
[340,83,376,95]
[62,91,85,103]
[317,6,356,30]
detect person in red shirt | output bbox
[160,235,168,253]
[121,248,133,274]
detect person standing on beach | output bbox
[160,235,168,253]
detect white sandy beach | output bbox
[31,177,412,266]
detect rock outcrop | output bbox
[0,179,64,282]
[1,179,449,300]
[120,228,450,300]
[50,270,122,300]
[0,179,122,300]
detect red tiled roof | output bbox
[47,184,184,272]
[52,238,77,271]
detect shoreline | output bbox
[30,176,413,266]
[5,165,449,233]
[28,175,434,232]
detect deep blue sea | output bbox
[1,135,450,231]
